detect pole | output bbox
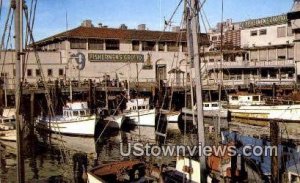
[4,75,7,107]
[14,0,25,182]
[270,121,280,183]
[190,0,206,181]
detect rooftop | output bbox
[34,26,209,46]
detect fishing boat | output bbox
[229,104,300,123]
[178,101,229,132]
[123,98,156,127]
[36,101,96,136]
[97,108,125,129]
[0,108,16,142]
[87,160,150,182]
[227,93,266,108]
[181,101,228,119]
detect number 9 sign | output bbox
[71,52,86,70]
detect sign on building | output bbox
[241,15,288,29]
[88,53,144,63]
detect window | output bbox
[259,50,267,61]
[47,69,53,76]
[250,30,258,36]
[70,39,86,49]
[142,41,155,51]
[268,49,276,61]
[27,69,32,77]
[59,69,64,76]
[277,48,286,60]
[250,51,258,62]
[212,103,218,107]
[231,96,238,100]
[73,111,79,116]
[13,69,16,76]
[166,41,179,52]
[80,111,85,116]
[132,40,139,51]
[277,26,286,38]
[259,29,267,35]
[158,42,165,51]
[287,26,293,36]
[36,69,40,76]
[182,42,187,52]
[288,47,294,60]
[204,104,209,107]
[88,39,104,50]
[105,39,119,50]
[253,96,259,101]
[211,36,218,41]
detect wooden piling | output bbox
[270,121,279,183]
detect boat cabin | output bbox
[126,98,150,111]
[228,93,265,106]
[203,102,226,110]
[62,102,90,118]
[0,108,16,130]
[287,163,300,183]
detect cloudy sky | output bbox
[0,0,294,42]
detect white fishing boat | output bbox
[98,108,125,129]
[0,108,16,142]
[123,98,156,127]
[103,115,125,129]
[229,104,300,122]
[36,101,96,136]
[179,101,229,132]
[228,93,266,107]
[181,101,228,119]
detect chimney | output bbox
[172,26,180,32]
[120,24,128,30]
[81,20,94,27]
[138,24,146,30]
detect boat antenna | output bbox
[217,0,224,141]
[66,10,68,31]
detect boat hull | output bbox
[125,109,156,127]
[36,116,96,136]
[229,105,300,122]
[0,130,16,142]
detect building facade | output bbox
[1,1,300,92]
[0,22,208,90]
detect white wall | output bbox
[241,24,294,48]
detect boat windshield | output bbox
[73,111,79,116]
[80,110,86,116]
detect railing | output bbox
[206,59,295,70]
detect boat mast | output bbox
[13,0,25,182]
[189,0,206,177]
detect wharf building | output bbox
[0,21,209,91]
[1,1,300,94]
[204,12,299,91]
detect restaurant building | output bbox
[0,21,209,89]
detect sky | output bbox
[0,0,295,42]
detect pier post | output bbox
[270,121,280,183]
[272,83,276,99]
[88,79,93,111]
[30,92,35,136]
[231,132,238,182]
